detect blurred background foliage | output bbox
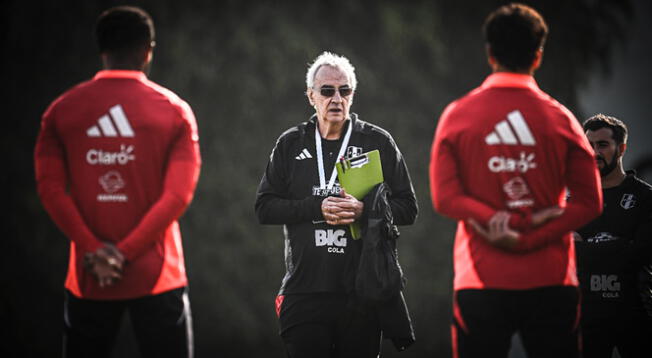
[2,0,643,357]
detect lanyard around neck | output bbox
[315,120,352,190]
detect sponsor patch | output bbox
[590,274,621,298]
[315,229,347,254]
[488,152,536,173]
[586,232,618,243]
[87,144,135,165]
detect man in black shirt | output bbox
[255,51,417,358]
[575,114,652,357]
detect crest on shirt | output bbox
[620,193,636,210]
[97,170,128,202]
[346,146,363,159]
[503,176,534,208]
[99,171,125,193]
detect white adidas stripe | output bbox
[98,115,118,137]
[295,148,313,160]
[485,132,500,145]
[86,104,135,138]
[485,110,536,146]
[87,126,101,137]
[109,105,134,137]
[495,121,517,144]
[507,110,535,145]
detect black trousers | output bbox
[582,313,652,358]
[63,287,193,358]
[452,286,580,358]
[278,293,381,358]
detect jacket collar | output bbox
[308,112,359,132]
[481,72,539,91]
[94,70,147,82]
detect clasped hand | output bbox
[467,206,564,250]
[321,188,364,226]
[83,243,125,288]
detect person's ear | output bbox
[486,44,497,69]
[618,142,627,157]
[530,48,543,72]
[144,47,153,64]
[307,88,315,107]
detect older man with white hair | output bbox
[255,51,418,358]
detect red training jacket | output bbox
[35,70,201,300]
[430,72,602,291]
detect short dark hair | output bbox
[483,3,548,72]
[583,114,628,145]
[96,6,154,56]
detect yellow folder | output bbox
[335,150,384,239]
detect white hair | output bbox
[305,51,357,90]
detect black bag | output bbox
[355,183,405,302]
[355,183,415,351]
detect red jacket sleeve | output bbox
[514,114,603,251]
[35,105,104,254]
[429,104,529,229]
[116,101,201,261]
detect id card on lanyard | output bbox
[315,119,352,192]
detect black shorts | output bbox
[277,293,381,358]
[452,286,580,358]
[63,287,193,358]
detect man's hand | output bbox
[321,188,364,226]
[468,211,520,250]
[84,243,126,288]
[531,206,564,226]
[468,206,565,250]
[94,257,122,288]
[94,243,125,272]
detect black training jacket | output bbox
[576,171,652,321]
[255,113,417,295]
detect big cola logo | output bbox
[315,229,347,254]
[590,274,621,298]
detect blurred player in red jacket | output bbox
[34,6,200,358]
[429,3,602,357]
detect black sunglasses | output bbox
[317,85,353,97]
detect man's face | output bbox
[307,65,354,125]
[586,127,623,177]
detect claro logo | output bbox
[315,229,347,254]
[86,144,135,165]
[488,152,536,173]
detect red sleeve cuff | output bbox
[509,212,531,231]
